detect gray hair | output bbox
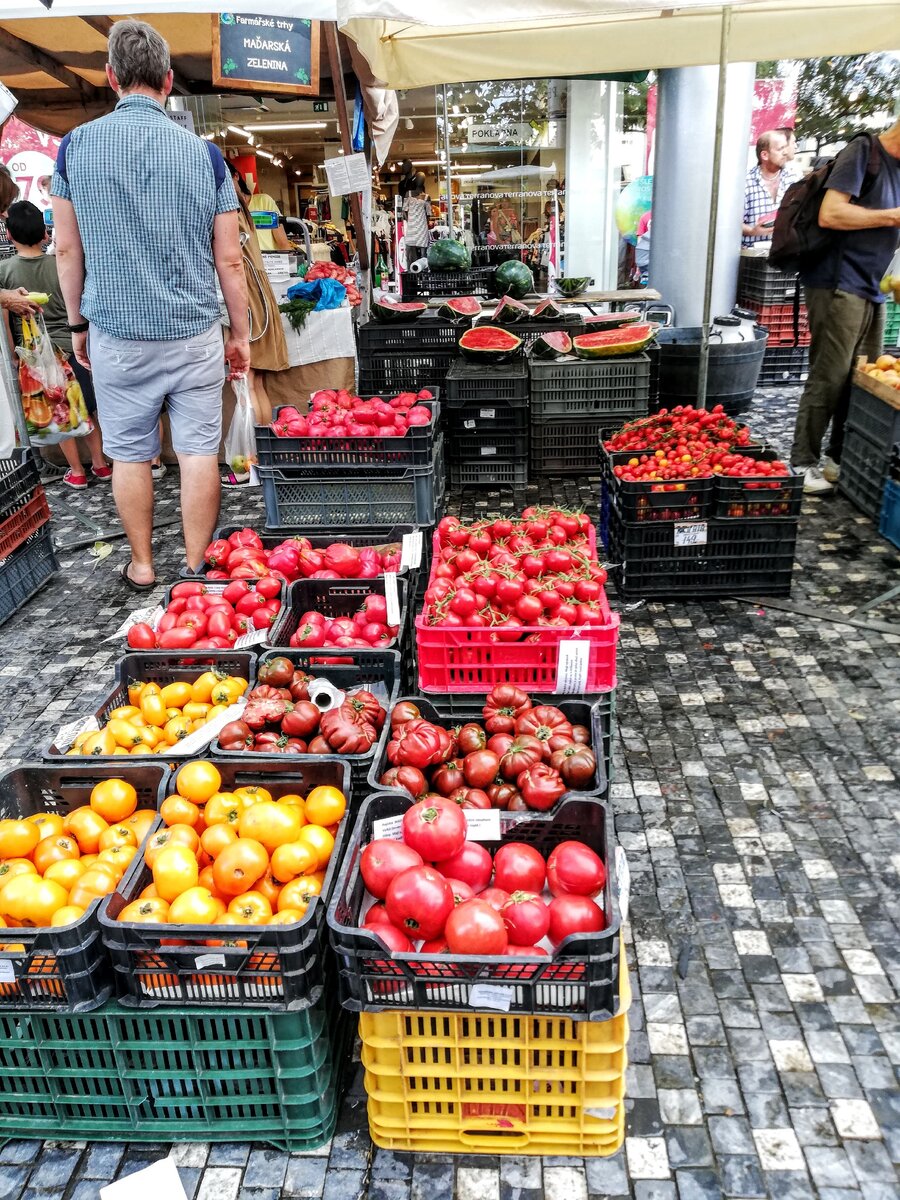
[108,19,170,93]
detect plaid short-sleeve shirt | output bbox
[742,163,801,247]
[51,94,238,341]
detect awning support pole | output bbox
[697,4,732,408]
[442,84,454,237]
[325,23,369,271]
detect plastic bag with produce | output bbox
[15,311,93,444]
[223,374,258,480]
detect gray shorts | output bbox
[89,323,225,461]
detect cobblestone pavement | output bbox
[0,388,897,1199]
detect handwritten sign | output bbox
[674,521,708,547]
[212,14,320,97]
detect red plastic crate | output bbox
[425,524,598,586]
[0,488,50,559]
[742,301,810,346]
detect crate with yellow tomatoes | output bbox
[44,651,255,760]
[0,763,169,1011]
[99,757,350,1010]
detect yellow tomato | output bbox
[0,860,37,890]
[205,793,242,827]
[152,844,199,902]
[176,761,221,804]
[43,859,86,890]
[168,886,225,925]
[98,824,137,851]
[81,729,117,757]
[98,845,138,876]
[190,672,222,704]
[27,813,64,842]
[90,778,138,824]
[160,682,193,709]
[140,693,169,728]
[0,875,68,926]
[109,705,141,721]
[0,820,39,860]
[50,905,86,927]
[163,716,192,746]
[238,801,303,854]
[235,785,272,806]
[303,786,346,827]
[297,825,335,871]
[182,702,211,722]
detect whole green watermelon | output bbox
[427,239,471,271]
[494,259,534,299]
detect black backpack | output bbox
[769,132,882,274]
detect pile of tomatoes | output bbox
[611,447,790,487]
[117,761,346,928]
[379,688,597,813]
[66,672,249,757]
[358,797,607,957]
[205,529,402,582]
[305,262,361,306]
[604,405,753,454]
[287,593,400,650]
[0,778,157,930]
[270,390,433,440]
[423,509,610,635]
[217,657,386,756]
[127,579,283,651]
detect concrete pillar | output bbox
[650,64,755,325]
[564,80,621,289]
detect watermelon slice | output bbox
[458,326,523,363]
[532,298,565,320]
[491,295,531,324]
[583,311,641,330]
[439,296,482,321]
[572,323,658,358]
[532,330,573,359]
[371,298,428,323]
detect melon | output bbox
[439,296,482,321]
[554,276,590,296]
[532,330,573,360]
[532,298,565,320]
[494,259,533,299]
[583,311,641,330]
[491,295,531,324]
[371,297,428,323]
[458,326,523,364]
[427,239,471,271]
[572,323,658,359]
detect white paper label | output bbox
[469,983,513,1012]
[463,809,501,841]
[384,572,401,627]
[248,463,260,487]
[324,152,369,197]
[615,846,631,921]
[674,521,708,547]
[372,814,404,840]
[194,953,226,970]
[400,530,423,570]
[234,627,268,650]
[106,604,164,643]
[479,408,496,420]
[101,1157,188,1200]
[464,419,476,430]
[555,639,590,693]
[172,700,246,757]
[481,446,497,456]
[55,714,100,753]
[0,960,16,982]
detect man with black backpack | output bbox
[776,122,900,494]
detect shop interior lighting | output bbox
[227,125,252,139]
[256,149,275,160]
[250,121,328,131]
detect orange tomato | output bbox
[98,845,137,876]
[129,744,156,756]
[144,825,198,868]
[182,702,210,722]
[125,809,157,844]
[297,824,335,871]
[127,681,145,706]
[140,693,169,728]
[176,761,221,804]
[43,859,86,890]
[68,866,119,910]
[27,813,64,842]
[163,716,193,746]
[235,784,272,806]
[153,844,199,902]
[254,869,283,909]
[139,883,160,900]
[90,778,138,824]
[268,908,306,925]
[81,729,117,756]
[107,719,149,749]
[204,792,243,827]
[98,824,137,851]
[190,671,224,704]
[160,681,193,708]
[277,875,322,914]
[168,886,225,924]
[270,839,318,883]
[32,835,81,875]
[80,854,99,869]
[238,801,303,854]
[200,824,237,860]
[0,819,39,860]
[0,875,68,926]
[212,839,269,897]
[64,807,109,854]
[197,864,221,894]
[109,705,141,721]
[50,904,85,926]
[160,796,200,828]
[119,897,170,923]
[227,890,272,922]
[0,860,37,894]
[303,786,346,827]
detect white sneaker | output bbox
[822,456,840,483]
[803,466,834,495]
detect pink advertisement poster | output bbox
[0,115,61,211]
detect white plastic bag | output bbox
[224,374,257,478]
[15,311,93,445]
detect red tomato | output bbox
[435,841,492,893]
[401,799,466,863]
[501,891,550,944]
[359,839,424,900]
[462,750,500,790]
[385,866,454,941]
[158,627,198,649]
[505,944,549,957]
[492,843,546,894]
[255,576,282,599]
[547,894,606,945]
[127,622,157,650]
[546,841,607,897]
[369,923,413,953]
[478,886,510,912]
[443,877,475,905]
[445,899,508,955]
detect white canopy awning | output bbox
[3,1,338,17]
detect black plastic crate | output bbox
[444,358,530,407]
[532,417,636,477]
[99,758,350,1009]
[0,763,170,1012]
[712,449,802,519]
[449,459,529,490]
[0,527,59,628]
[474,313,584,351]
[358,351,456,396]
[599,444,714,522]
[737,256,800,305]
[213,648,402,803]
[0,449,40,524]
[603,506,797,599]
[758,345,809,387]
[400,267,495,300]
[268,576,410,659]
[256,402,439,474]
[846,383,900,447]
[529,353,651,420]
[327,793,620,1017]
[358,314,470,353]
[44,651,257,761]
[445,399,529,440]
[839,427,891,519]
[448,428,529,464]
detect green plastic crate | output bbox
[0,995,352,1151]
[884,299,900,347]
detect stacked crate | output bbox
[400,266,495,302]
[839,367,900,520]
[737,255,810,387]
[444,358,530,500]
[357,312,471,398]
[883,299,900,350]
[0,449,57,626]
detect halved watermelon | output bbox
[572,323,658,358]
[458,326,523,363]
[491,295,531,324]
[532,330,573,359]
[371,297,427,323]
[439,296,482,321]
[583,311,641,330]
[533,298,565,320]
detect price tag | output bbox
[384,572,401,627]
[464,419,476,430]
[615,846,631,921]
[55,714,99,752]
[194,953,226,970]
[479,408,495,420]
[0,960,16,983]
[481,446,497,456]
[372,814,404,840]
[234,628,268,650]
[674,521,708,547]
[101,1157,188,1200]
[555,639,590,693]
[400,530,423,570]
[463,809,501,841]
[105,604,163,643]
[469,983,513,1012]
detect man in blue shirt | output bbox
[791,122,900,494]
[52,20,250,586]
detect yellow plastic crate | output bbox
[360,941,630,1156]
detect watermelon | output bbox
[458,326,523,364]
[439,296,482,321]
[428,239,471,271]
[491,295,531,324]
[583,311,641,330]
[533,298,565,320]
[532,330,573,359]
[572,323,659,359]
[494,259,533,299]
[371,297,428,323]
[554,276,591,296]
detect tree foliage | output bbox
[793,55,900,149]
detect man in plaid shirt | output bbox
[742,130,800,246]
